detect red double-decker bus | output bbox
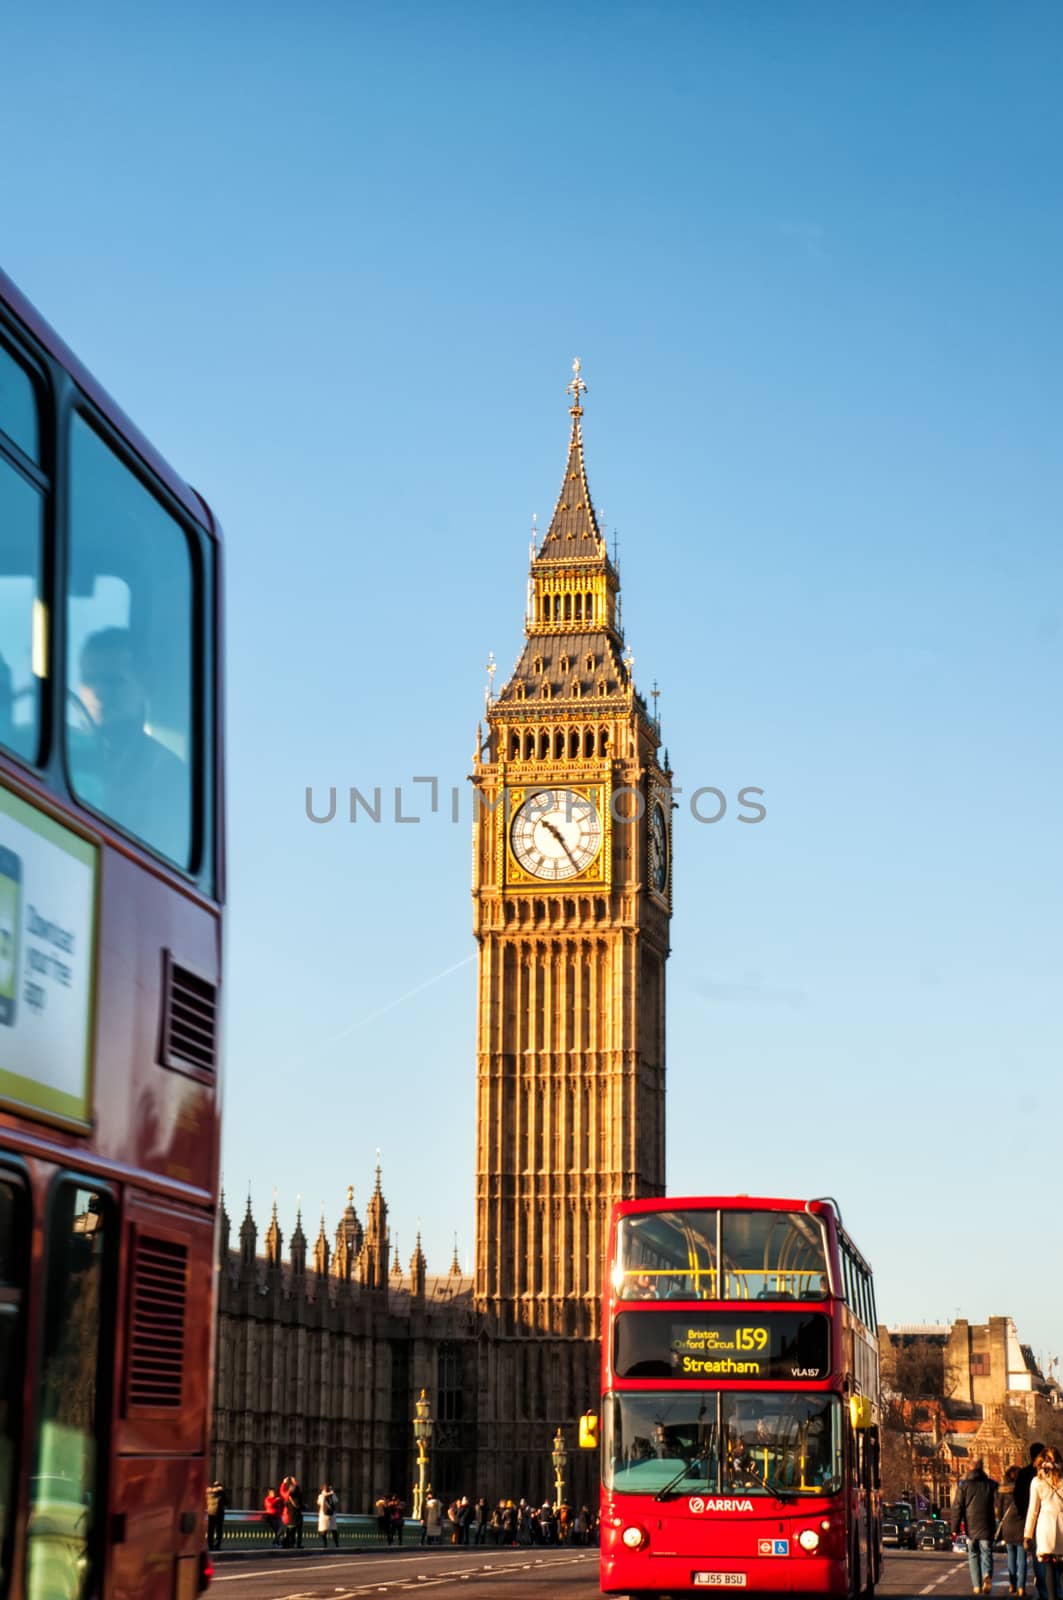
[594,1196,880,1598]
[0,268,224,1600]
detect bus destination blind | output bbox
[614,1311,830,1381]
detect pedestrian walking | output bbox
[263,1486,283,1544]
[953,1456,1000,1594]
[205,1480,226,1551]
[1000,1465,1029,1596]
[389,1494,406,1546]
[317,1483,338,1548]
[474,1496,489,1544]
[422,1489,443,1545]
[1025,1448,1063,1600]
[375,1494,390,1543]
[1018,1444,1051,1600]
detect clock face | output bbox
[649,801,668,894]
[510,788,602,880]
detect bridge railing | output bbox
[214,1511,412,1548]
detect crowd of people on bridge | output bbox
[417,1491,598,1547]
[206,1473,600,1553]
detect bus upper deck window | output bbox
[66,416,195,869]
[720,1211,828,1300]
[0,341,45,766]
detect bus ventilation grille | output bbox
[128,1236,187,1409]
[161,956,218,1075]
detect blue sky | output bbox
[3,2,1061,1369]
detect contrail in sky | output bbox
[317,952,476,1050]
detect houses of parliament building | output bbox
[210,364,673,1509]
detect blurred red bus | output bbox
[0,267,223,1600]
[592,1196,880,1598]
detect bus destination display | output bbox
[613,1310,830,1381]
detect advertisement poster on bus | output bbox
[0,783,97,1126]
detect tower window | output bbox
[585,654,595,672]
[553,595,561,622]
[597,681,608,698]
[563,593,572,620]
[569,729,580,757]
[515,684,526,701]
[584,728,594,756]
[559,655,569,674]
[554,729,564,758]
[541,683,551,700]
[586,593,595,621]
[574,594,583,622]
[572,682,581,698]
[599,728,610,755]
[533,656,544,674]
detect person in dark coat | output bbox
[953,1456,1000,1594]
[205,1481,226,1550]
[1001,1465,1031,1596]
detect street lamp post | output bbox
[551,1426,567,1508]
[412,1389,434,1522]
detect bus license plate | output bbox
[694,1576,747,1587]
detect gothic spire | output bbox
[265,1196,283,1269]
[535,358,606,564]
[313,1209,330,1277]
[218,1189,231,1265]
[290,1202,307,1276]
[410,1231,427,1300]
[239,1191,257,1267]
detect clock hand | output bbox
[542,819,580,872]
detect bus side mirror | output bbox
[579,1412,599,1449]
[850,1396,873,1431]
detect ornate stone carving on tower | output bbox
[472,360,673,1345]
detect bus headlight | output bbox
[798,1530,820,1552]
[622,1525,648,1550]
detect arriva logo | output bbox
[688,1497,755,1514]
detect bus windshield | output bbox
[615,1209,829,1301]
[604,1392,842,1497]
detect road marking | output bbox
[919,1560,967,1593]
[216,1551,594,1599]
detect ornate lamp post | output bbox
[551,1426,567,1507]
[412,1389,433,1521]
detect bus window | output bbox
[0,1175,27,1595]
[603,1392,719,1496]
[0,340,45,767]
[615,1210,718,1300]
[723,1393,842,1494]
[719,1210,827,1300]
[25,1182,112,1600]
[66,416,195,868]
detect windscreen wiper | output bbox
[654,1456,705,1502]
[732,1459,796,1505]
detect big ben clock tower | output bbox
[472,362,673,1401]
